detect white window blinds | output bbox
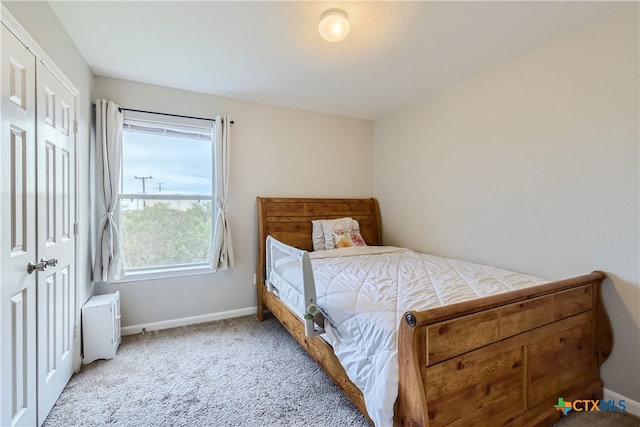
[122,110,212,141]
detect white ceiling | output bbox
[48,1,625,120]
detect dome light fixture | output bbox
[318,9,350,43]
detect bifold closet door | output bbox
[1,23,77,426]
[0,22,38,427]
[35,59,76,425]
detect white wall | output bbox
[94,76,373,329]
[3,1,95,370]
[373,6,639,403]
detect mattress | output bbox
[269,244,548,426]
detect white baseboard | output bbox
[604,388,640,416]
[120,306,257,336]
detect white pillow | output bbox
[311,220,325,251]
[321,217,360,250]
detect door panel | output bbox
[1,23,38,427]
[36,61,76,425]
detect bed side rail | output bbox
[266,235,324,337]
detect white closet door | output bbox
[1,22,78,426]
[0,23,38,427]
[35,60,76,425]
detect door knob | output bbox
[27,261,47,274]
[40,257,58,267]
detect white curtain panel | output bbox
[93,99,125,283]
[211,115,234,271]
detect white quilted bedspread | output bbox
[309,246,547,427]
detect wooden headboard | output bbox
[256,197,381,297]
[257,197,381,250]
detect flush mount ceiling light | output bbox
[318,9,350,42]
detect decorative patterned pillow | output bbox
[321,218,360,250]
[312,218,352,251]
[332,230,367,248]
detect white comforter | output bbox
[308,246,547,427]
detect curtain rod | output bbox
[92,104,234,124]
[118,107,235,124]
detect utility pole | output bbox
[134,175,152,208]
[156,182,163,193]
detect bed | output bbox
[255,197,613,427]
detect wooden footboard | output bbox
[256,197,613,427]
[396,271,612,427]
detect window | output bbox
[118,111,214,277]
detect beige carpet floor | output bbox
[44,315,639,427]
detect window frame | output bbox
[116,110,216,281]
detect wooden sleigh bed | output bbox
[255,197,613,426]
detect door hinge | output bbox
[74,222,79,236]
[73,324,78,338]
[73,120,78,134]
